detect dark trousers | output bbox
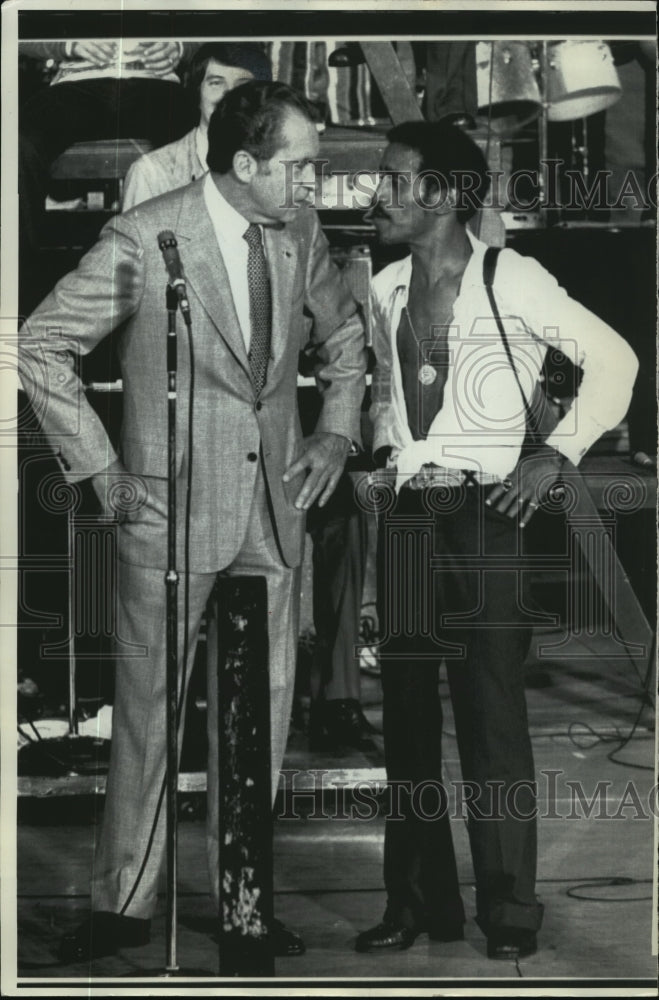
[308,471,368,703]
[377,482,544,934]
[19,78,192,314]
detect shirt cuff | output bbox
[544,431,590,467]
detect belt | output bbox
[403,466,502,491]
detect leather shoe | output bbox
[487,926,537,960]
[58,911,151,963]
[355,921,422,952]
[270,918,306,957]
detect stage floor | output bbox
[14,621,656,987]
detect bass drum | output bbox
[475,41,542,135]
[547,40,622,121]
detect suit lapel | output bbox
[172,181,299,388]
[174,181,250,377]
[264,223,298,384]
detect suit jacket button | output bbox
[247,452,258,462]
[255,401,262,411]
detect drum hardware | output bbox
[537,42,551,224]
[570,117,590,185]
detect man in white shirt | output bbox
[122,43,271,209]
[355,121,638,960]
[19,81,366,965]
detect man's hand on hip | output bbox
[283,432,351,511]
[485,445,565,528]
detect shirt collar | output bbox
[392,226,489,300]
[203,173,251,243]
[194,126,209,173]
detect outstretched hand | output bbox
[485,445,565,528]
[283,432,351,511]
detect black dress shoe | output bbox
[487,926,537,960]
[270,918,306,957]
[58,911,151,964]
[355,921,422,952]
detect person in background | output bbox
[122,42,271,208]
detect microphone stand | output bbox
[164,283,180,975]
[154,284,210,978]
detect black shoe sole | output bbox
[487,933,537,960]
[355,929,421,952]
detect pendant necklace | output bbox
[405,305,453,386]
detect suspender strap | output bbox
[483,245,541,445]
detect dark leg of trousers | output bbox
[380,656,466,932]
[376,485,543,934]
[376,488,465,932]
[438,492,543,932]
[19,78,191,315]
[308,472,367,703]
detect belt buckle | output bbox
[418,466,465,490]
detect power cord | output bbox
[566,877,653,903]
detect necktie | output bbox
[243,224,272,395]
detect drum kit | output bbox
[474,40,622,215]
[475,39,622,134]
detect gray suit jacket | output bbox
[19,178,367,571]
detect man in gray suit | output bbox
[19,81,367,962]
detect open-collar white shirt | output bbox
[370,229,639,490]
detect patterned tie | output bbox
[243,224,272,395]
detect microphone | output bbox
[158,230,191,326]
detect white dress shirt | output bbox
[370,229,639,490]
[195,127,209,174]
[203,173,265,352]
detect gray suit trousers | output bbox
[92,465,300,919]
